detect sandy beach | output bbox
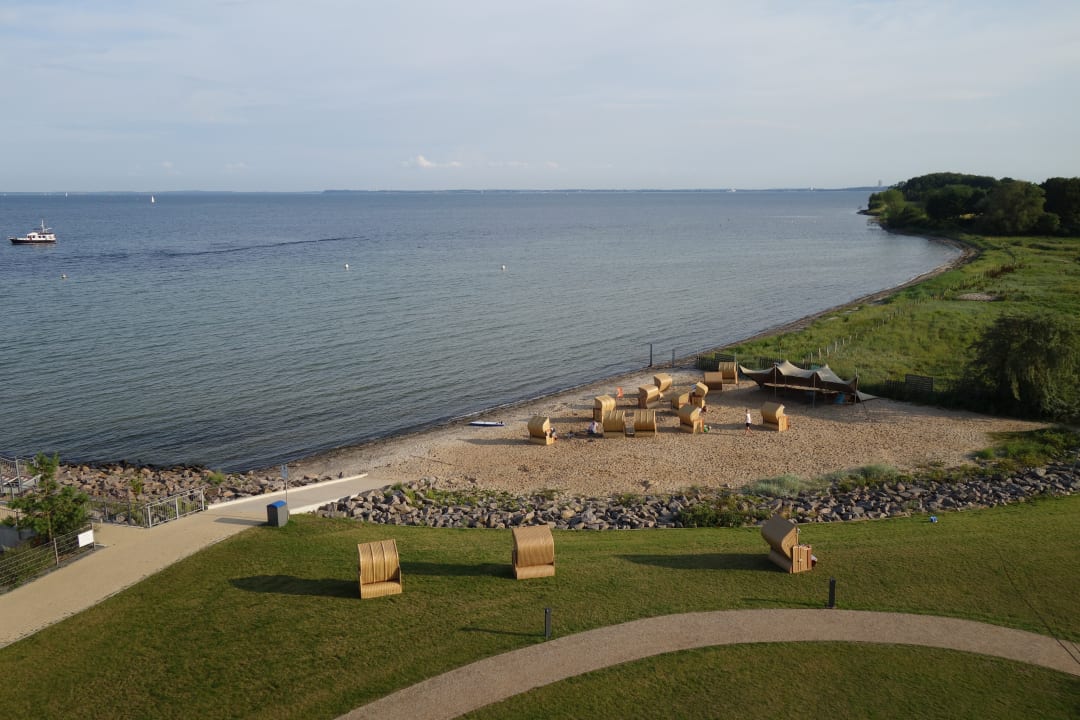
[283,366,1044,497]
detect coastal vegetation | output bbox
[867,172,1080,236]
[701,178,1080,423]
[0,497,1075,718]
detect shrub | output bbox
[743,475,822,498]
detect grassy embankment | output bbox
[1,497,1077,719]
[700,232,1080,390]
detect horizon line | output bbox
[2,186,884,196]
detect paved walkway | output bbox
[340,609,1080,720]
[0,474,381,648]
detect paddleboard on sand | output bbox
[468,421,504,427]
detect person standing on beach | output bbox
[745,408,752,435]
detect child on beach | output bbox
[745,408,752,435]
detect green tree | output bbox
[1041,177,1080,234]
[895,172,997,202]
[868,188,904,213]
[6,453,90,540]
[965,313,1080,422]
[884,202,928,228]
[924,184,977,222]
[978,180,1055,235]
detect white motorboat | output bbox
[9,220,57,245]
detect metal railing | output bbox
[0,455,39,500]
[91,489,206,528]
[0,523,96,593]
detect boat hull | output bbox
[10,237,56,245]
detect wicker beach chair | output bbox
[718,361,739,386]
[761,401,789,431]
[528,415,554,445]
[638,385,661,408]
[690,382,709,409]
[593,395,616,421]
[601,410,626,434]
[761,515,814,573]
[358,539,403,598]
[678,404,704,433]
[512,525,556,579]
[653,373,673,393]
[632,409,658,434]
[705,362,739,389]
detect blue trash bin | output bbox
[267,500,289,527]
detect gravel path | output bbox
[339,609,1080,720]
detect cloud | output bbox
[404,154,462,169]
[160,160,179,175]
[223,161,248,174]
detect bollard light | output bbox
[827,577,837,609]
[544,607,552,640]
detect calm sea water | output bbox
[0,191,957,470]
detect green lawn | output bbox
[1,495,1077,719]
[465,644,1079,720]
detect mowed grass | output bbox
[0,496,1077,719]
[464,644,1080,720]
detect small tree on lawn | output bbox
[5,453,90,540]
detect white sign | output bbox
[78,529,95,548]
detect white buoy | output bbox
[344,263,350,270]
[501,264,506,271]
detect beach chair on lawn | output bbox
[512,525,555,579]
[358,539,403,598]
[761,515,814,573]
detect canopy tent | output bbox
[738,360,875,403]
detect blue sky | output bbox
[3,1,1078,191]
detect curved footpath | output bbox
[342,609,1080,720]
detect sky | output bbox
[2,1,1078,192]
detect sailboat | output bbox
[151,194,156,204]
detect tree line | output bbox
[868,172,1080,236]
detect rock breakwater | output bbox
[54,463,336,506]
[313,461,1079,529]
